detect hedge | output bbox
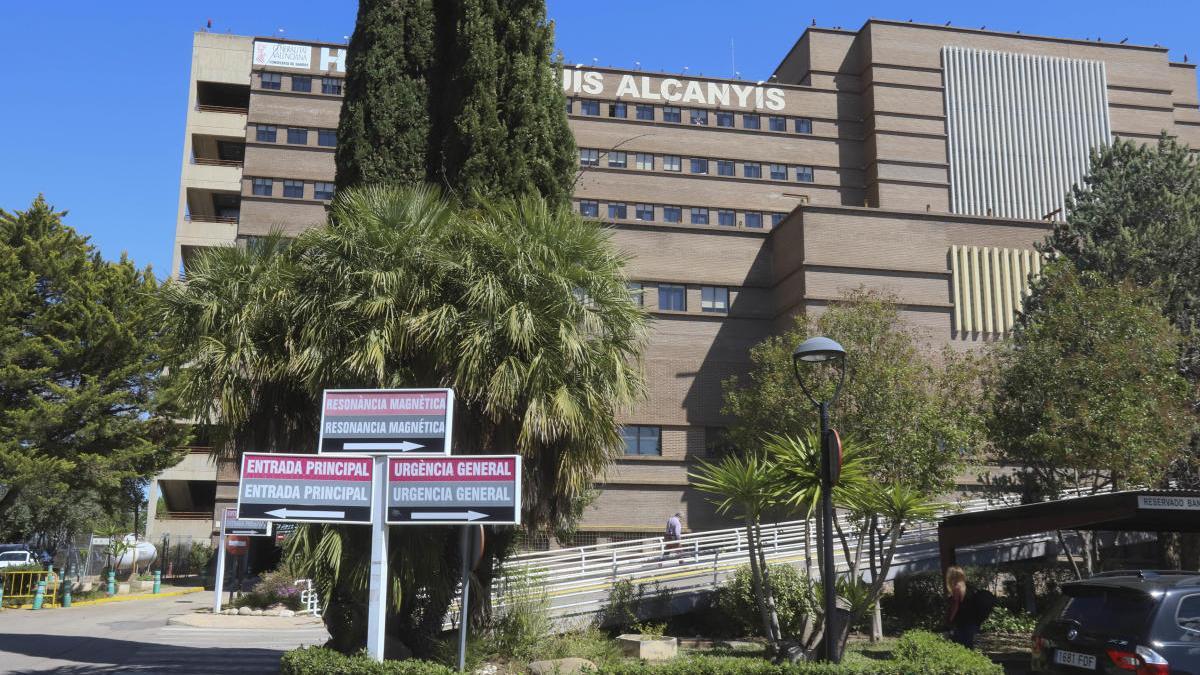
[279,647,453,675]
[280,631,1001,675]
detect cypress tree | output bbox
[336,0,575,206]
[435,0,576,206]
[334,0,437,191]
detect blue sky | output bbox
[1,1,1197,276]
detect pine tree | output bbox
[334,0,437,190]
[435,0,576,206]
[0,197,186,543]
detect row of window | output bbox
[259,71,343,95]
[580,200,787,229]
[578,149,815,183]
[627,282,730,313]
[621,425,662,456]
[250,177,335,200]
[254,124,337,147]
[569,99,814,134]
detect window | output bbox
[321,77,343,95]
[608,203,627,219]
[690,207,709,225]
[1051,587,1156,636]
[291,75,312,92]
[658,284,686,311]
[795,165,815,183]
[717,160,735,177]
[663,206,682,223]
[579,148,599,167]
[627,282,644,307]
[608,151,627,168]
[636,104,655,121]
[261,72,281,90]
[716,111,734,128]
[609,102,627,118]
[635,203,654,221]
[579,200,599,217]
[580,99,600,115]
[689,109,708,126]
[635,153,654,170]
[1178,595,1200,633]
[663,155,681,172]
[314,181,335,200]
[744,163,762,179]
[620,425,661,456]
[771,212,787,226]
[718,210,736,227]
[745,212,763,229]
[255,124,277,143]
[769,116,787,132]
[287,128,308,144]
[743,113,761,129]
[701,286,729,313]
[770,163,787,181]
[690,158,708,174]
[565,98,572,114]
[252,178,272,196]
[318,129,337,147]
[283,180,304,198]
[663,106,682,123]
[795,118,813,134]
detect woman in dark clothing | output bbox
[945,565,980,648]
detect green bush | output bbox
[595,579,643,633]
[981,606,1037,635]
[279,646,453,674]
[881,567,998,631]
[483,567,553,661]
[892,630,1003,674]
[714,564,818,638]
[233,562,304,610]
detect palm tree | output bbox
[159,185,647,654]
[689,451,784,650]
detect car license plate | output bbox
[1054,649,1097,670]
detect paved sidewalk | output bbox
[0,593,328,674]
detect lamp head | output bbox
[792,336,846,364]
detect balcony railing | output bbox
[196,104,248,115]
[193,157,243,168]
[186,214,239,224]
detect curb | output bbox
[3,587,204,610]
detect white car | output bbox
[0,550,34,568]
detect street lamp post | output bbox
[792,336,846,663]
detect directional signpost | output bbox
[232,387,522,669]
[213,508,270,613]
[319,388,454,455]
[387,456,521,525]
[237,453,375,524]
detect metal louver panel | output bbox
[951,245,1043,336]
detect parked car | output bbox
[1032,570,1199,674]
[0,550,35,569]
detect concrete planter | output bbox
[616,635,678,661]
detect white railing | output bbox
[487,487,1095,619]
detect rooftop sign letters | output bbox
[562,68,786,111]
[387,455,522,525]
[1137,495,1200,511]
[319,389,454,455]
[237,452,375,524]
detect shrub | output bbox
[595,579,643,633]
[891,630,1003,674]
[484,567,553,661]
[881,567,998,631]
[981,606,1037,635]
[233,561,304,610]
[714,564,817,638]
[280,646,453,674]
[188,542,214,577]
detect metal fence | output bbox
[1,570,60,607]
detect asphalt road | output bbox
[0,594,328,674]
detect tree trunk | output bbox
[744,522,776,649]
[1057,530,1082,579]
[754,522,783,646]
[804,517,814,578]
[1078,530,1095,577]
[1161,532,1182,569]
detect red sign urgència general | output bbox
[386,455,521,525]
[318,389,454,455]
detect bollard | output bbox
[32,580,46,610]
[62,579,72,608]
[107,570,116,596]
[0,581,5,608]
[152,570,161,594]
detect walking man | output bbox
[665,512,682,558]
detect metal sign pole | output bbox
[458,525,470,672]
[213,525,227,613]
[366,455,389,662]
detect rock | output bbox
[280,609,295,617]
[473,664,500,675]
[223,608,238,615]
[527,657,597,674]
[116,583,131,595]
[251,609,264,616]
[237,606,253,616]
